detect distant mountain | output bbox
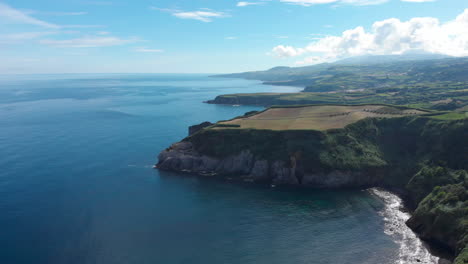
[214,55,468,92]
[335,53,452,65]
[214,63,330,83]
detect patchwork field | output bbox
[215,105,428,131]
[207,81,468,111]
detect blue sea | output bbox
[0,74,438,264]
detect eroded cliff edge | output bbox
[156,116,467,263]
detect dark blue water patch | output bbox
[0,74,404,264]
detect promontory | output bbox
[156,104,467,263]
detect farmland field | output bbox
[215,105,428,131]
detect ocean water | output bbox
[0,74,438,264]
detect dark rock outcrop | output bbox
[188,121,213,136]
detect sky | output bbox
[0,0,467,74]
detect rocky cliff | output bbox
[157,141,384,187]
[407,181,467,264]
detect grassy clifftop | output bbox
[214,104,428,131]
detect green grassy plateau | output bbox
[215,105,429,131]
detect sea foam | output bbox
[369,188,442,264]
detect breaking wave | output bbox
[369,188,442,264]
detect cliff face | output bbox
[156,116,468,261]
[157,141,383,187]
[206,95,281,106]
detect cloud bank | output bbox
[272,9,468,64]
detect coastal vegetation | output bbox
[407,180,467,264]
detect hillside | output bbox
[207,85,468,111]
[215,56,468,92]
[209,57,468,111]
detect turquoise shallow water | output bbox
[0,74,408,264]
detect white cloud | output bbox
[280,0,336,6]
[225,36,237,40]
[40,11,88,16]
[62,24,106,28]
[279,0,434,6]
[135,47,164,53]
[25,10,88,16]
[79,1,113,5]
[0,3,60,28]
[295,56,330,65]
[173,11,226,22]
[0,3,98,30]
[401,0,434,2]
[237,2,265,7]
[0,31,57,44]
[342,0,388,4]
[40,36,138,48]
[279,0,388,6]
[272,9,468,64]
[151,7,227,22]
[272,45,306,57]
